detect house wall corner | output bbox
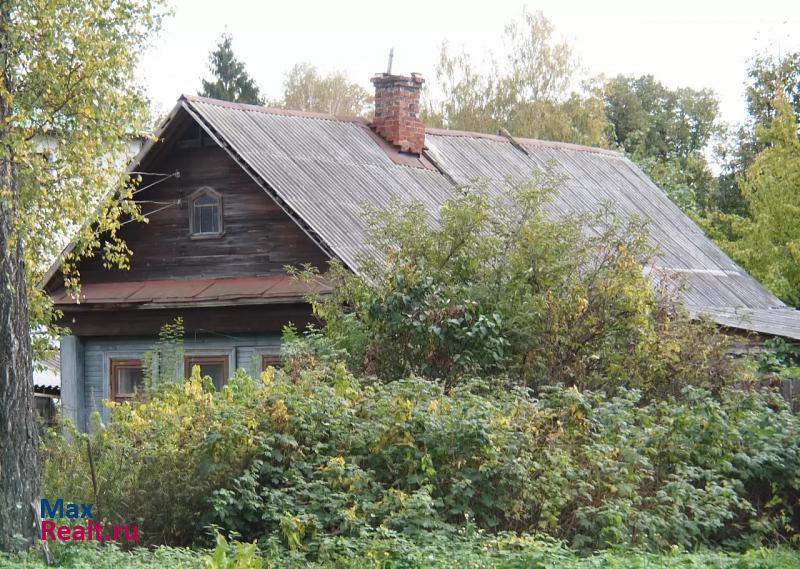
[59,335,85,430]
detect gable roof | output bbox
[44,94,800,340]
[178,95,800,339]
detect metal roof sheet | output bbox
[138,96,800,340]
[51,275,331,307]
[34,357,61,393]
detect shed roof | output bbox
[34,355,60,394]
[51,275,332,308]
[177,95,800,340]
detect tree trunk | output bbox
[0,169,40,550]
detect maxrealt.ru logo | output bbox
[39,499,138,542]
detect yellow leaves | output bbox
[260,366,275,385]
[327,456,346,468]
[400,397,414,419]
[343,504,359,522]
[270,399,289,428]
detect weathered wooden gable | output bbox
[73,119,329,286]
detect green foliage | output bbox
[427,10,610,146]
[710,51,800,219]
[707,97,800,306]
[1,0,167,358]
[207,534,262,569]
[758,338,800,378]
[199,34,264,105]
[2,540,799,569]
[142,316,184,390]
[142,317,185,389]
[745,52,800,133]
[274,63,372,117]
[298,174,737,396]
[0,542,205,568]
[42,372,265,546]
[602,75,720,213]
[44,368,800,554]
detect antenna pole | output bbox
[386,48,394,75]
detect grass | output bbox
[1,539,798,569]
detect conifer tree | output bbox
[199,34,264,105]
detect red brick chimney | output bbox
[370,73,425,155]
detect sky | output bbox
[138,0,800,128]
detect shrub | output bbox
[44,366,800,553]
[297,174,740,397]
[759,337,800,378]
[42,368,265,545]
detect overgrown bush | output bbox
[42,367,265,545]
[297,174,739,397]
[759,337,800,379]
[43,363,800,554]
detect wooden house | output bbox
[42,73,800,430]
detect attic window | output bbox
[189,187,223,238]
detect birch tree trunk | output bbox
[0,171,39,550]
[0,0,161,550]
[0,11,40,545]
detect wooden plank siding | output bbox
[75,142,329,285]
[81,334,281,429]
[59,303,314,337]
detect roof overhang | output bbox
[50,274,332,312]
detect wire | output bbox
[119,201,179,225]
[132,171,181,195]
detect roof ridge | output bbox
[425,127,621,157]
[181,94,369,125]
[182,96,620,157]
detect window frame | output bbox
[255,347,282,372]
[261,354,282,370]
[109,358,145,403]
[188,187,224,239]
[184,354,230,389]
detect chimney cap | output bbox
[371,73,425,86]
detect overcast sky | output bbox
[138,0,799,128]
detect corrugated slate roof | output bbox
[34,356,60,393]
[176,95,800,340]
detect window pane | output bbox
[262,355,281,370]
[200,205,218,233]
[191,192,221,235]
[195,194,217,206]
[186,357,228,391]
[193,205,202,233]
[198,363,225,390]
[116,366,143,396]
[209,206,219,232]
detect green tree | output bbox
[427,10,609,147]
[713,97,800,306]
[0,0,163,550]
[299,174,735,395]
[199,34,264,105]
[603,75,720,212]
[746,52,800,128]
[275,63,372,116]
[713,52,800,216]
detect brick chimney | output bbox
[370,73,425,155]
